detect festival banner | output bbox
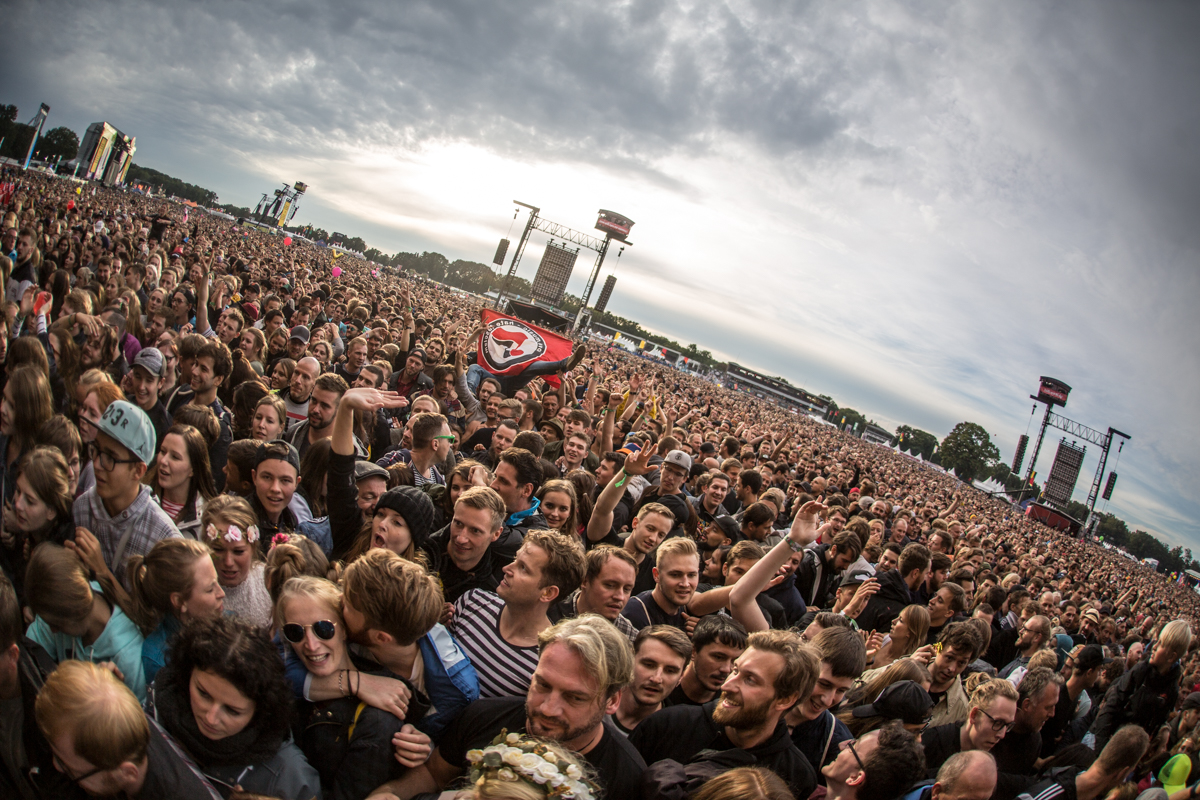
[476,309,573,389]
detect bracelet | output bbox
[785,538,805,553]
[614,470,628,489]
[354,670,361,697]
[337,669,346,697]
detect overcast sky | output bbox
[4,0,1198,548]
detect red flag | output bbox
[476,309,573,389]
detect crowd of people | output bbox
[0,166,1198,800]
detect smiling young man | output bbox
[247,441,301,540]
[786,625,866,777]
[611,625,691,736]
[74,400,181,589]
[125,347,171,454]
[449,531,585,699]
[622,537,701,633]
[283,372,364,459]
[375,615,645,800]
[630,629,821,800]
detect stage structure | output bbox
[253,181,307,227]
[1043,439,1086,506]
[531,241,579,306]
[1020,376,1130,533]
[79,121,137,185]
[493,203,633,333]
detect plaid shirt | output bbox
[74,485,182,588]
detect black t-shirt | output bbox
[629,701,817,800]
[622,590,685,632]
[662,681,708,708]
[632,552,657,595]
[438,697,645,800]
[992,727,1043,776]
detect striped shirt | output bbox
[450,589,539,699]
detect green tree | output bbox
[40,126,79,161]
[938,422,1001,483]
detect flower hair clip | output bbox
[465,730,595,800]
[203,523,261,544]
[270,532,291,549]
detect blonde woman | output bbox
[276,576,414,799]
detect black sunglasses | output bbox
[282,620,338,643]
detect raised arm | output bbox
[729,500,828,632]
[587,446,653,542]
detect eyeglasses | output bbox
[88,442,141,472]
[282,620,338,643]
[978,707,1015,733]
[843,739,866,773]
[433,434,456,444]
[52,752,107,784]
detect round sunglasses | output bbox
[282,620,338,643]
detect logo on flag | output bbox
[482,317,547,373]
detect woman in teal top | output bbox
[25,541,147,700]
[125,538,227,684]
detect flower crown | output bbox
[465,730,595,800]
[203,522,260,544]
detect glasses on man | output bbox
[433,434,457,444]
[281,620,338,643]
[52,752,107,784]
[88,443,141,472]
[978,707,1015,733]
[842,738,866,773]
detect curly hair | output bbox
[157,616,293,744]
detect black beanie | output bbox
[374,486,436,550]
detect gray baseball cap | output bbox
[663,450,693,473]
[97,400,157,465]
[131,347,165,378]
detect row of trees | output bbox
[125,163,218,206]
[0,104,79,163]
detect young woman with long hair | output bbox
[147,615,321,798]
[144,423,217,538]
[125,537,225,683]
[537,479,580,542]
[240,326,267,375]
[1,365,55,506]
[865,604,931,671]
[203,494,273,628]
[270,356,296,392]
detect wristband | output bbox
[785,538,805,553]
[614,470,629,489]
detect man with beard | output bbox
[610,626,691,735]
[283,373,365,459]
[998,615,1052,680]
[374,615,645,800]
[283,357,319,429]
[630,629,820,800]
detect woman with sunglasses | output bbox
[277,576,413,800]
[202,494,273,629]
[146,615,320,799]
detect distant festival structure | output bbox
[252,181,307,227]
[492,203,633,333]
[1017,376,1130,535]
[78,121,136,186]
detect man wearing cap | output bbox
[853,680,935,731]
[1074,608,1102,647]
[1169,692,1200,750]
[390,348,434,401]
[922,678,1019,776]
[74,401,182,589]
[248,441,302,540]
[1039,644,1111,755]
[126,347,172,453]
[633,449,695,529]
[286,325,310,361]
